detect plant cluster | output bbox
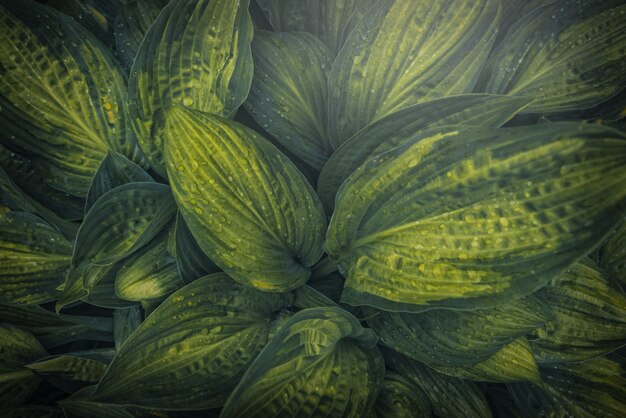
[1,0,625,417]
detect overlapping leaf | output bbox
[0,0,138,198]
[384,349,492,418]
[368,372,431,418]
[530,260,626,362]
[244,30,332,170]
[257,0,377,56]
[365,295,549,368]
[0,212,73,304]
[174,213,220,283]
[165,107,326,292]
[600,220,626,288]
[508,355,626,418]
[318,94,530,211]
[128,0,254,174]
[57,182,176,310]
[92,273,293,409]
[221,307,384,418]
[326,123,626,311]
[327,0,501,146]
[113,307,142,350]
[482,0,626,113]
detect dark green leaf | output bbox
[368,371,431,418]
[113,307,142,351]
[174,213,219,283]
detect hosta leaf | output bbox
[0,0,136,198]
[115,233,183,301]
[174,213,219,283]
[92,273,293,409]
[530,260,626,362]
[0,304,113,349]
[49,0,121,47]
[114,0,170,75]
[85,152,153,213]
[318,94,530,212]
[482,0,626,113]
[83,265,138,309]
[0,325,46,407]
[508,356,626,418]
[0,405,64,418]
[384,349,492,418]
[26,352,109,384]
[244,30,332,170]
[365,295,549,368]
[368,372,431,418]
[128,0,253,174]
[600,219,626,287]
[57,183,176,311]
[327,0,500,147]
[326,123,626,311]
[0,212,72,304]
[221,307,384,418]
[165,107,326,292]
[113,306,142,351]
[257,0,377,56]
[437,337,541,384]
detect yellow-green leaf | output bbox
[482,0,626,113]
[326,123,626,311]
[368,372,431,418]
[244,30,332,170]
[221,307,384,418]
[0,212,72,304]
[128,0,253,175]
[327,0,500,147]
[92,273,293,410]
[165,107,326,292]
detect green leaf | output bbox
[26,352,109,384]
[115,232,184,301]
[92,273,293,409]
[244,30,332,170]
[437,337,541,384]
[257,0,377,56]
[128,0,254,174]
[327,0,501,147]
[368,372,431,418]
[325,123,626,311]
[0,212,72,304]
[0,325,46,407]
[318,94,530,212]
[482,0,626,113]
[0,405,64,418]
[508,355,626,418]
[0,0,137,198]
[57,182,176,311]
[49,0,121,48]
[384,348,492,418]
[113,0,170,75]
[600,219,626,288]
[83,265,138,310]
[530,260,626,362]
[113,307,142,351]
[85,152,153,213]
[174,213,219,283]
[365,295,549,368]
[165,107,326,292]
[221,307,384,418]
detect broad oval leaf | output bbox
[57,182,176,311]
[326,123,626,311]
[0,0,136,197]
[483,0,626,114]
[365,295,549,368]
[221,307,384,418]
[115,233,184,301]
[318,94,530,212]
[600,219,626,288]
[257,0,377,56]
[128,0,254,174]
[508,355,626,418]
[530,260,626,362]
[0,325,46,407]
[85,152,153,213]
[113,306,142,351]
[165,107,326,292]
[0,212,72,304]
[244,30,332,170]
[327,0,500,147]
[368,372,431,418]
[26,351,110,385]
[92,273,293,409]
[174,213,220,283]
[384,348,492,418]
[49,0,119,48]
